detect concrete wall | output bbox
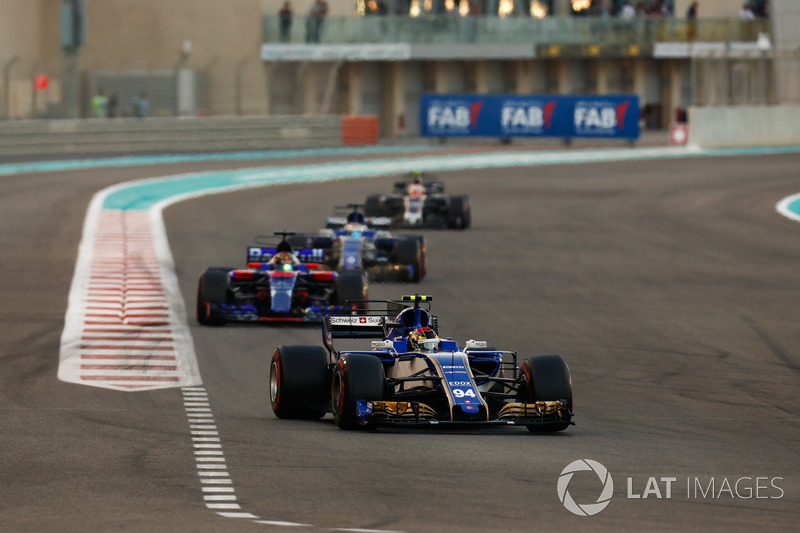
[770,0,800,104]
[0,115,345,156]
[0,0,60,118]
[81,0,266,116]
[688,105,800,148]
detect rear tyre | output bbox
[390,238,423,282]
[448,195,471,230]
[269,345,329,419]
[406,235,426,280]
[332,354,386,430]
[518,355,573,433]
[365,194,385,217]
[196,267,232,326]
[334,270,368,308]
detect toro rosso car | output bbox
[196,232,367,325]
[269,295,573,432]
[364,172,471,230]
[310,204,426,282]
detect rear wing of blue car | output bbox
[323,313,389,353]
[326,315,387,338]
[326,216,393,231]
[247,246,325,266]
[322,295,435,354]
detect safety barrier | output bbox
[688,106,800,148]
[420,94,640,141]
[0,115,378,157]
[341,115,379,146]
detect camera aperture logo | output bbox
[558,459,614,516]
[558,460,785,517]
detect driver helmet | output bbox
[346,211,366,224]
[409,327,439,352]
[272,251,295,270]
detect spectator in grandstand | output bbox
[620,0,637,19]
[133,92,148,118]
[306,0,328,43]
[107,91,118,118]
[91,88,108,118]
[739,2,756,20]
[279,1,293,43]
[686,1,698,19]
[686,1,698,41]
[650,0,672,17]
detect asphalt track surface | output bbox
[1,148,799,532]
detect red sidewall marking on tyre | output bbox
[271,355,281,412]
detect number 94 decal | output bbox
[451,388,477,398]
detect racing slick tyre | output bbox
[365,194,385,217]
[518,355,573,433]
[196,267,233,326]
[332,354,386,430]
[334,270,368,309]
[406,235,427,280]
[269,345,329,419]
[447,195,471,230]
[390,238,424,282]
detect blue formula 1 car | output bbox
[311,204,426,282]
[196,232,367,325]
[268,295,573,432]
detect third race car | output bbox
[301,204,427,282]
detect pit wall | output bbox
[688,106,800,149]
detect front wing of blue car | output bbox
[354,399,572,428]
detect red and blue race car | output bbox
[196,232,367,325]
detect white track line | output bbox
[776,193,800,223]
[59,195,201,391]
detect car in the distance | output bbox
[307,204,426,282]
[364,172,471,230]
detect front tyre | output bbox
[518,354,573,433]
[270,345,329,419]
[332,354,386,430]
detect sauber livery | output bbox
[268,295,574,432]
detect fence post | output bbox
[3,56,19,120]
[235,57,251,116]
